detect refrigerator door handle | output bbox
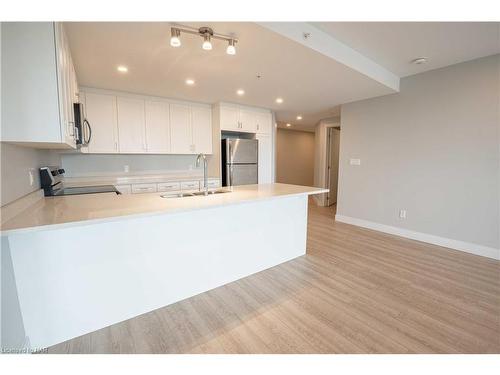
[229,164,234,187]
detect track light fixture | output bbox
[170,25,238,55]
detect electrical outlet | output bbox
[124,165,130,173]
[28,169,35,187]
[349,158,361,166]
[399,209,407,219]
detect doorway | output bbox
[326,127,340,206]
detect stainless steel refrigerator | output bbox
[221,139,258,186]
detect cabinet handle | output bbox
[114,142,118,150]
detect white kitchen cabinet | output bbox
[83,92,119,153]
[170,103,192,154]
[239,109,258,132]
[191,106,213,154]
[115,185,132,194]
[145,101,170,153]
[218,104,271,134]
[256,134,273,184]
[181,181,200,191]
[157,182,181,192]
[219,105,240,131]
[117,97,146,153]
[255,111,273,135]
[131,183,158,194]
[1,22,77,148]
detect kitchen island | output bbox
[1,183,327,350]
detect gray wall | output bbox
[0,143,60,206]
[337,55,499,249]
[276,129,315,186]
[60,153,202,177]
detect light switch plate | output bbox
[349,158,361,166]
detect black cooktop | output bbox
[53,185,120,196]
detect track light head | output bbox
[226,39,236,55]
[170,28,181,47]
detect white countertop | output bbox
[0,183,328,235]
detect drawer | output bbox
[115,184,132,194]
[180,180,199,191]
[207,179,220,188]
[157,182,181,192]
[131,183,157,194]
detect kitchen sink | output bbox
[160,189,231,199]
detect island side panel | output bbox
[7,194,308,349]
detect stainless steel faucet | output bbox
[196,153,209,196]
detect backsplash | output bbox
[60,153,206,177]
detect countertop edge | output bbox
[0,188,328,236]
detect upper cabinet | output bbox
[1,22,78,148]
[218,104,272,135]
[80,89,212,155]
[145,101,170,153]
[191,106,213,154]
[170,103,192,154]
[117,97,146,153]
[82,92,119,154]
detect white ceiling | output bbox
[64,22,394,129]
[312,22,500,77]
[65,22,499,130]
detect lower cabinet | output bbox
[115,179,219,195]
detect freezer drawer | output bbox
[225,164,258,186]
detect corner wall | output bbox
[276,128,315,186]
[337,55,500,257]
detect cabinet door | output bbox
[116,97,146,153]
[84,92,119,153]
[239,109,257,133]
[219,105,240,131]
[191,106,212,154]
[256,134,273,184]
[55,23,76,148]
[170,103,192,154]
[256,112,272,135]
[145,101,170,153]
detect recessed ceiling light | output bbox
[236,89,245,96]
[411,57,428,65]
[117,65,128,73]
[275,97,284,104]
[296,115,302,120]
[185,79,195,85]
[286,123,291,127]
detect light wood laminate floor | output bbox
[49,199,500,353]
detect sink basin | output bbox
[160,189,231,199]
[160,192,195,199]
[192,189,231,196]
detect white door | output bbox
[219,105,240,131]
[145,100,170,153]
[84,92,118,153]
[117,97,146,153]
[239,109,257,133]
[170,103,192,154]
[191,106,212,154]
[256,112,272,135]
[256,134,273,183]
[327,127,340,206]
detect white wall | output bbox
[0,143,60,206]
[337,55,499,254]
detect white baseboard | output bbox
[335,214,500,260]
